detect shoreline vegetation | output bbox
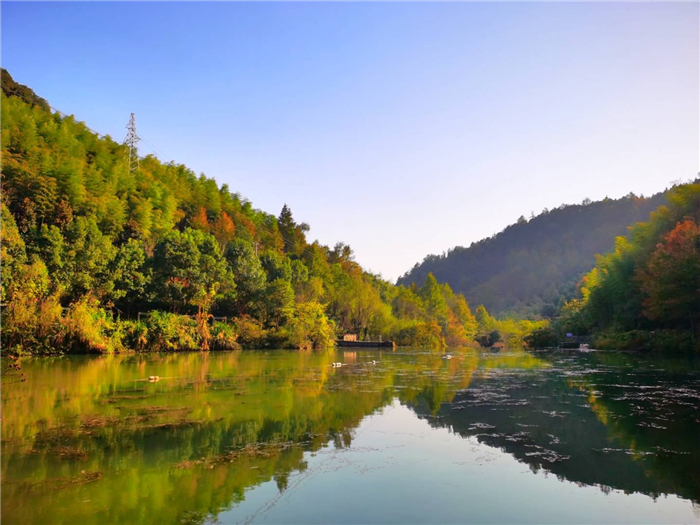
[526,182,700,353]
[1,69,697,356]
[0,70,542,356]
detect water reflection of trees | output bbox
[2,350,467,524]
[409,350,700,504]
[1,349,698,524]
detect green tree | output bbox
[111,239,148,310]
[224,239,266,314]
[61,217,118,302]
[260,250,292,282]
[286,301,336,350]
[152,228,233,312]
[0,202,27,303]
[419,273,449,326]
[278,204,308,257]
[475,305,494,332]
[260,278,295,327]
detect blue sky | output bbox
[2,2,698,280]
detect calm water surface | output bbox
[2,348,699,524]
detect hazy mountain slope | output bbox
[398,193,667,317]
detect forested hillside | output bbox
[557,181,700,352]
[398,193,667,318]
[1,69,495,354]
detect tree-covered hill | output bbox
[0,68,49,111]
[397,192,667,318]
[558,181,700,352]
[1,70,499,354]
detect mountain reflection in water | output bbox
[2,348,699,524]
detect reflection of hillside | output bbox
[2,349,698,524]
[2,352,375,524]
[561,352,700,504]
[0,349,481,524]
[409,350,700,504]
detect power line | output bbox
[48,105,100,136]
[139,134,168,160]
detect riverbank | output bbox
[525,325,699,353]
[0,300,337,356]
[1,292,546,356]
[592,329,698,353]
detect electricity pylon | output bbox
[124,113,140,172]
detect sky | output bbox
[2,2,698,281]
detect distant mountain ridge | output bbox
[397,192,668,318]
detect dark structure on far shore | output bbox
[336,340,396,349]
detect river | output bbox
[2,348,699,524]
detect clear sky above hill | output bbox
[2,2,697,280]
